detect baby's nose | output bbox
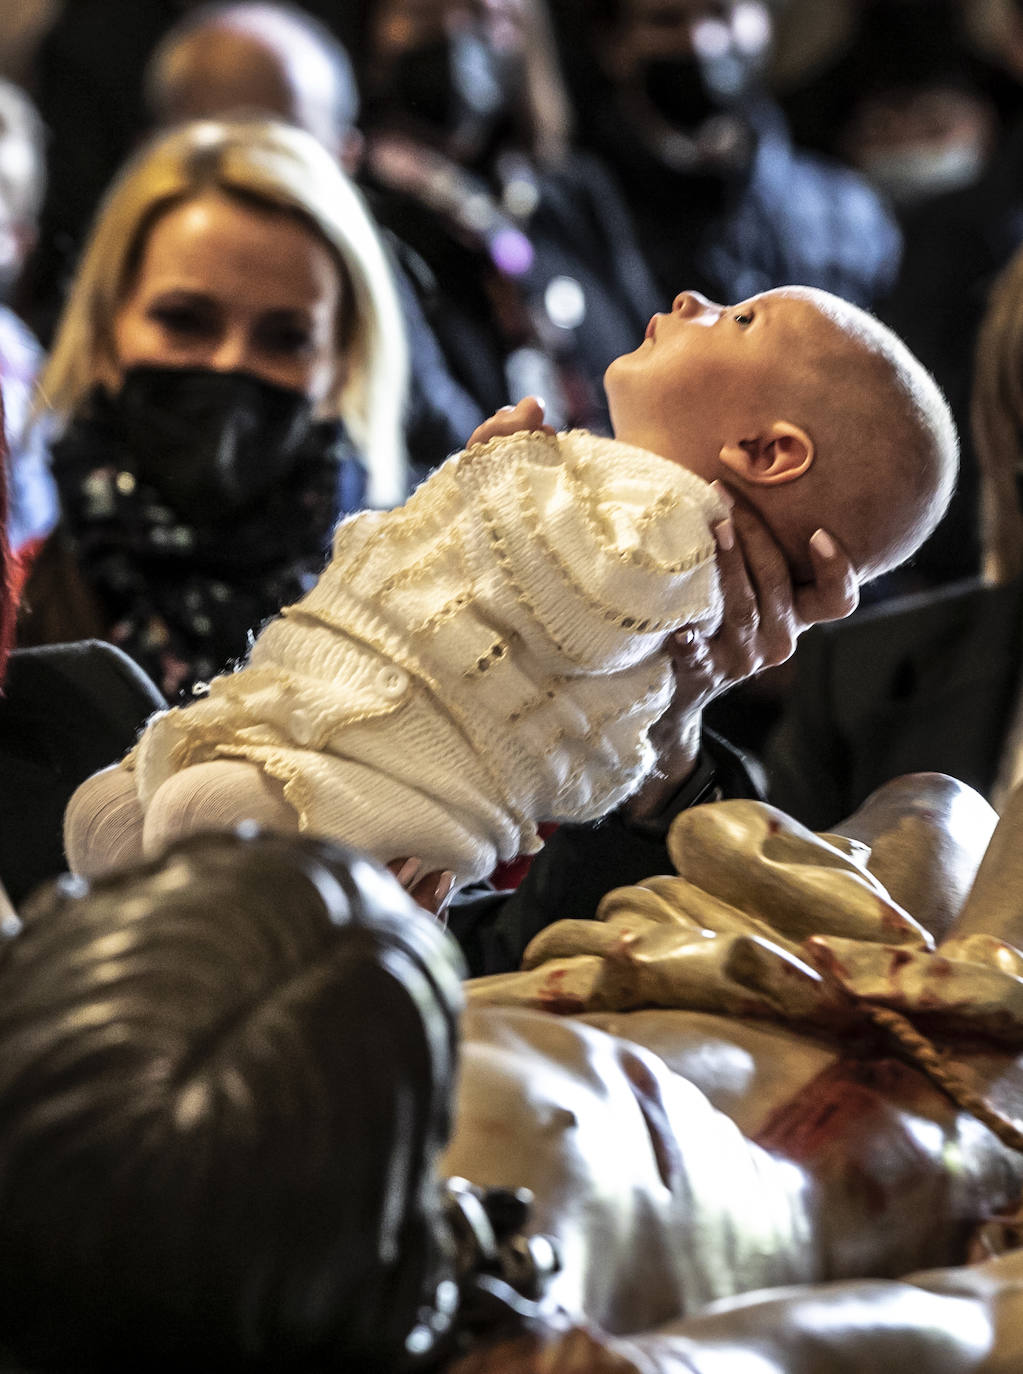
[672,290,722,321]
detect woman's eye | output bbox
[734,311,754,328]
[259,324,314,356]
[150,305,210,337]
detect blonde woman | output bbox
[17,117,408,698]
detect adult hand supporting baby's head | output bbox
[705,483,859,681]
[627,484,858,820]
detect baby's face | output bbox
[604,288,832,476]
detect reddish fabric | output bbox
[489,822,559,890]
[0,399,13,682]
[8,533,42,603]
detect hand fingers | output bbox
[662,499,859,728]
[411,868,455,920]
[513,395,549,430]
[793,528,859,628]
[466,396,552,447]
[706,511,768,678]
[713,490,858,668]
[387,856,422,887]
[386,858,455,919]
[719,488,801,668]
[664,623,717,698]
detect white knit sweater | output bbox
[131,431,726,880]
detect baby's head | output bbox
[604,286,958,583]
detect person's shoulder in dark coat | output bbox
[0,640,165,905]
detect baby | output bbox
[65,287,958,887]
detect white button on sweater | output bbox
[130,431,727,881]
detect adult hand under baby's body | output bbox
[627,484,859,819]
[387,857,455,919]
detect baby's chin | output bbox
[603,359,623,412]
[602,348,645,408]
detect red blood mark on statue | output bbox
[538,967,586,1015]
[889,948,914,973]
[879,900,913,934]
[756,1070,867,1160]
[611,930,640,959]
[754,1058,940,1217]
[804,935,851,981]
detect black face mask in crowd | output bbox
[386,29,522,153]
[112,365,317,522]
[641,51,752,131]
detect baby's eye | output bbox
[733,311,755,328]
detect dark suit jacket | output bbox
[0,641,165,906]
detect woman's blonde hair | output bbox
[972,243,1023,583]
[41,117,409,507]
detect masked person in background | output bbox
[15,117,409,700]
[142,0,485,483]
[549,0,900,313]
[541,0,905,761]
[335,0,661,435]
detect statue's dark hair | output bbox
[0,831,465,1371]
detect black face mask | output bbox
[386,30,522,151]
[111,365,317,522]
[641,51,752,130]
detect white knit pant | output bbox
[64,761,299,879]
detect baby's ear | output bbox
[719,422,815,485]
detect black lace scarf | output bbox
[50,388,363,699]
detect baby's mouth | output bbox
[645,314,660,340]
